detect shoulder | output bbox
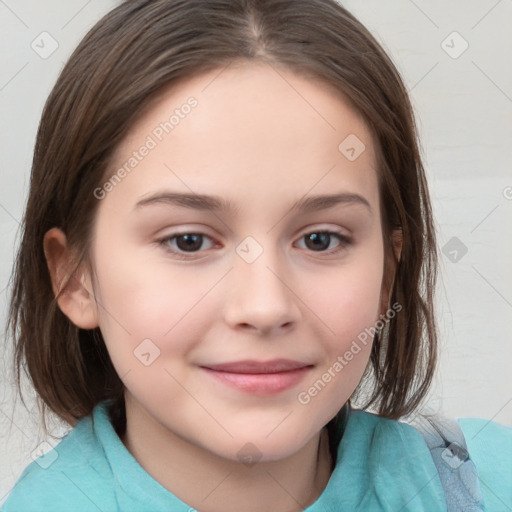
[344,411,511,510]
[336,409,447,509]
[367,410,512,511]
[2,405,118,512]
[347,408,434,448]
[348,409,444,472]
[458,417,512,511]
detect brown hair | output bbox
[8,0,437,444]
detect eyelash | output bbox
[157,230,351,259]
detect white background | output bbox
[1,0,511,503]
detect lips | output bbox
[199,359,314,395]
[201,359,313,374]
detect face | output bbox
[86,61,387,462]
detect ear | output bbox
[379,228,402,316]
[43,227,99,329]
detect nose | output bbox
[223,246,301,336]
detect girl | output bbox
[3,0,511,511]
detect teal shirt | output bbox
[2,402,511,511]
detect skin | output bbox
[45,61,401,512]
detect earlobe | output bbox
[43,227,99,330]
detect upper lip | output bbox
[201,359,313,374]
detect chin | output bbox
[218,429,314,465]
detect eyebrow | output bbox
[134,191,372,214]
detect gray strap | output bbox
[411,415,486,511]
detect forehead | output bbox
[105,61,379,213]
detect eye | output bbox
[157,230,350,258]
[296,231,350,253]
[159,233,216,255]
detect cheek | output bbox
[301,242,383,405]
[297,275,380,426]
[314,249,384,348]
[90,244,219,370]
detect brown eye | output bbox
[161,233,215,254]
[174,234,204,252]
[304,233,331,251]
[297,231,350,252]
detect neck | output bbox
[121,396,333,512]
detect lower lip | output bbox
[200,367,312,395]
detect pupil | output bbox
[305,233,330,251]
[177,234,202,251]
